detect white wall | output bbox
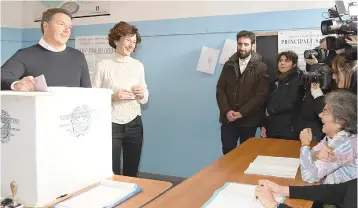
[1,1,24,28]
[21,1,335,28]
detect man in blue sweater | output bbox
[1,8,91,91]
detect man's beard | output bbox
[238,49,251,59]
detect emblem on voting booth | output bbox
[1,110,20,144]
[60,104,93,137]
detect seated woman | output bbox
[254,178,357,208]
[261,51,301,140]
[299,90,357,184]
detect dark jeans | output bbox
[112,116,143,177]
[221,123,257,155]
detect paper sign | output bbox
[196,46,220,75]
[219,39,237,64]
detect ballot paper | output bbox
[202,182,285,208]
[35,75,48,92]
[55,180,142,208]
[244,156,300,179]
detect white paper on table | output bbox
[219,39,237,64]
[196,46,220,75]
[202,183,285,208]
[35,74,48,92]
[244,156,300,179]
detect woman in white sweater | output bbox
[92,21,149,177]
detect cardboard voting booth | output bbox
[1,87,113,207]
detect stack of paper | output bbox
[244,156,300,179]
[54,180,142,208]
[202,182,285,208]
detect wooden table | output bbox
[44,175,172,208]
[145,138,315,208]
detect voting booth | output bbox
[1,87,113,207]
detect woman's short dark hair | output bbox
[325,90,357,134]
[108,21,141,50]
[276,51,298,66]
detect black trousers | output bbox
[221,123,257,155]
[112,116,143,177]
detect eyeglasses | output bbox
[322,108,330,115]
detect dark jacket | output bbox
[264,68,301,139]
[296,85,325,137]
[278,178,357,208]
[216,52,269,127]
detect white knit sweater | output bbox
[92,52,149,124]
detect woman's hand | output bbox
[132,85,145,100]
[258,180,289,196]
[261,127,267,138]
[315,145,336,162]
[255,180,280,208]
[300,128,313,146]
[112,89,135,101]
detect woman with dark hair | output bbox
[261,51,302,140]
[92,21,148,177]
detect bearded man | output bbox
[216,30,269,155]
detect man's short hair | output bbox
[236,30,256,45]
[41,8,72,34]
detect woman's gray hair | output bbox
[325,90,357,134]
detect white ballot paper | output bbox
[202,182,285,208]
[35,75,48,92]
[244,156,300,179]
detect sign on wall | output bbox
[75,36,114,78]
[278,30,324,70]
[34,1,110,22]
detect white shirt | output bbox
[238,54,251,74]
[91,52,149,124]
[10,38,66,90]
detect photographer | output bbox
[297,55,357,142]
[305,37,337,71]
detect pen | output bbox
[44,193,73,208]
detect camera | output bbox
[326,36,357,60]
[320,0,357,60]
[299,64,332,90]
[303,46,327,63]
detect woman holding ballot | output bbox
[92,21,148,177]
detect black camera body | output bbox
[299,64,332,90]
[303,46,327,63]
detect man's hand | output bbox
[305,56,318,65]
[226,110,237,122]
[300,128,313,146]
[234,112,242,119]
[14,76,36,92]
[132,85,145,100]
